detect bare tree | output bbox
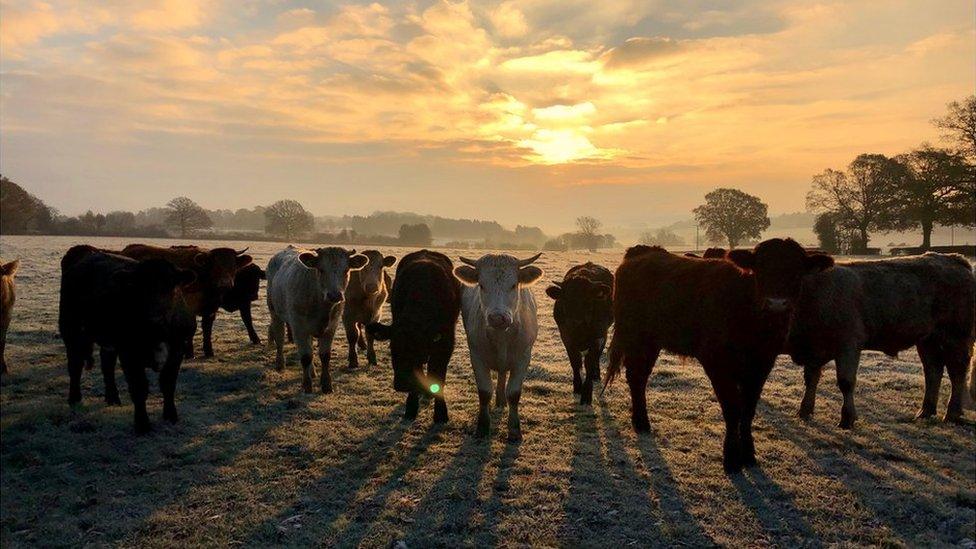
[165,196,212,238]
[893,145,973,248]
[265,199,315,241]
[806,154,903,253]
[933,95,976,164]
[575,216,602,251]
[693,188,769,248]
[639,228,684,247]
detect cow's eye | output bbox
[510,283,517,290]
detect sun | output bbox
[519,128,608,164]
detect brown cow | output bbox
[343,250,395,368]
[119,244,252,358]
[606,239,833,473]
[1,259,20,374]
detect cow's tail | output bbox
[602,329,624,394]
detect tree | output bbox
[166,197,212,238]
[265,199,315,241]
[575,216,602,252]
[692,188,770,248]
[806,154,903,253]
[0,175,54,234]
[398,223,433,246]
[639,228,684,247]
[892,146,972,248]
[933,95,976,164]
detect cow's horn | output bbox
[236,247,249,255]
[347,249,357,256]
[459,256,477,266]
[517,253,542,267]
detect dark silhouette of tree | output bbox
[166,196,212,238]
[265,199,315,241]
[693,188,770,248]
[806,154,903,253]
[398,223,433,246]
[891,146,972,249]
[0,175,55,234]
[575,216,602,251]
[933,95,976,165]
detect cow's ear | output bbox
[727,249,755,270]
[365,322,392,341]
[1,259,20,277]
[176,269,197,286]
[236,254,253,268]
[545,285,562,300]
[348,254,368,270]
[298,252,318,269]
[383,255,397,268]
[194,253,209,267]
[805,253,834,273]
[257,268,267,280]
[454,265,478,286]
[593,283,612,300]
[518,266,544,285]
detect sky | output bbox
[1,0,973,234]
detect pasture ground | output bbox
[1,236,974,548]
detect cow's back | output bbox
[267,247,325,324]
[390,251,461,330]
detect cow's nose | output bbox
[487,313,512,329]
[327,291,344,303]
[363,283,379,294]
[764,298,790,313]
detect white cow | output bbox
[267,246,367,394]
[454,253,543,441]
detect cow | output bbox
[454,253,544,442]
[220,263,266,345]
[266,246,367,394]
[545,262,613,405]
[1,259,20,374]
[605,239,834,473]
[343,250,396,368]
[367,250,461,423]
[118,244,252,358]
[59,246,197,433]
[786,253,976,427]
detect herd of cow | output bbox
[0,238,974,473]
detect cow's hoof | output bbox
[632,417,651,433]
[723,460,744,475]
[274,364,285,372]
[579,395,593,406]
[433,412,449,424]
[914,407,936,420]
[302,381,314,394]
[837,416,856,429]
[163,409,179,424]
[797,403,814,419]
[741,453,758,468]
[942,411,964,424]
[507,430,523,443]
[320,384,333,395]
[68,395,82,407]
[475,422,490,438]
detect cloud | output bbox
[489,1,528,38]
[601,37,684,69]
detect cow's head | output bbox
[1,259,20,280]
[702,247,727,259]
[356,250,396,295]
[194,247,253,291]
[727,238,833,313]
[454,253,544,330]
[229,263,265,304]
[117,258,197,335]
[546,276,611,328]
[299,247,368,304]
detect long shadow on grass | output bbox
[760,402,969,545]
[729,468,821,547]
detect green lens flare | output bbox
[429,384,441,394]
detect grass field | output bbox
[1,235,974,547]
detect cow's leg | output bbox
[495,368,508,409]
[739,357,775,468]
[364,325,377,366]
[429,334,453,423]
[798,362,823,419]
[317,329,337,394]
[67,339,91,405]
[405,391,420,421]
[581,342,602,406]
[569,350,583,395]
[295,330,315,394]
[344,316,359,369]
[286,323,294,343]
[241,305,260,345]
[121,357,151,434]
[942,337,971,423]
[100,347,121,405]
[915,339,944,420]
[472,357,493,437]
[506,365,529,442]
[703,361,744,474]
[269,314,286,371]
[835,348,861,429]
[357,323,368,351]
[201,312,216,358]
[0,321,8,374]
[159,343,183,423]
[625,348,658,433]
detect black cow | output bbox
[59,246,197,433]
[367,250,461,423]
[219,263,266,345]
[545,262,613,405]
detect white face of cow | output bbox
[454,253,544,330]
[357,250,396,295]
[299,247,368,304]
